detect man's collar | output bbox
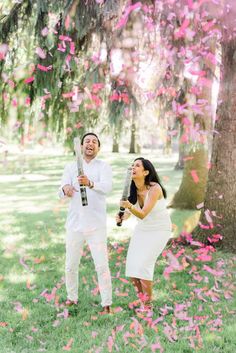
[83,157,98,164]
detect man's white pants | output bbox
[65,228,112,307]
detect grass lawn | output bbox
[0,148,235,353]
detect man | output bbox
[59,133,112,313]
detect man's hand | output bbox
[63,184,75,197]
[77,175,90,187]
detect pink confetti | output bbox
[123,331,135,344]
[19,257,32,272]
[107,336,114,352]
[92,83,105,93]
[204,209,213,224]
[0,322,8,327]
[70,42,75,55]
[151,341,164,352]
[35,47,46,59]
[190,170,199,183]
[163,322,178,342]
[224,291,233,300]
[12,301,23,313]
[208,234,223,243]
[205,290,220,302]
[24,76,35,84]
[188,70,206,77]
[57,309,69,319]
[63,338,73,351]
[166,251,181,269]
[62,91,75,99]
[0,44,8,61]
[91,94,102,107]
[113,307,123,313]
[198,77,212,88]
[199,223,211,229]
[58,43,66,52]
[41,27,49,36]
[59,35,72,42]
[37,64,52,72]
[203,265,224,277]
[174,18,190,39]
[196,254,212,262]
[7,79,15,88]
[65,15,71,30]
[26,278,37,290]
[25,97,31,106]
[206,52,217,65]
[119,277,129,284]
[115,291,129,297]
[202,20,215,32]
[92,331,98,338]
[115,2,142,30]
[196,202,204,209]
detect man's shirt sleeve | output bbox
[58,164,72,199]
[93,162,112,195]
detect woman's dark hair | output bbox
[128,157,167,204]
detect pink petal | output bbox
[35,47,46,59]
[24,76,35,84]
[41,27,49,36]
[59,35,72,42]
[63,338,73,351]
[190,170,199,183]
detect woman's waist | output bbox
[136,213,171,226]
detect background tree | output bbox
[193,0,236,252]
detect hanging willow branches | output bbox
[0,1,123,132]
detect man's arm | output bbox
[77,162,112,195]
[93,162,112,195]
[58,164,75,199]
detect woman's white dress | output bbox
[125,193,172,280]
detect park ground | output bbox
[0,147,235,353]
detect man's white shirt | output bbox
[59,158,112,232]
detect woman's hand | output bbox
[116,210,131,224]
[116,212,124,224]
[120,200,133,209]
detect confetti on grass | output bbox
[63,338,74,351]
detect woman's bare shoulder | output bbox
[149,183,163,197]
[150,182,161,189]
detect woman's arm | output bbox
[116,210,131,224]
[120,185,162,220]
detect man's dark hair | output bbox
[81,133,101,147]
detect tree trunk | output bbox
[169,147,208,209]
[112,136,119,153]
[175,123,187,170]
[171,60,215,207]
[193,38,236,252]
[129,121,136,153]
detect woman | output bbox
[116,157,172,309]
